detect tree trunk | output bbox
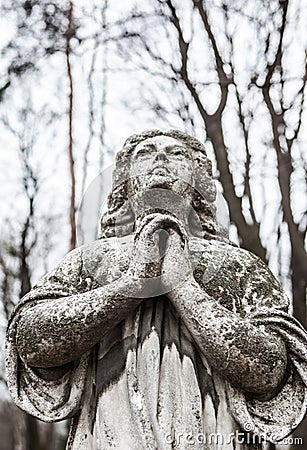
[291,248,307,329]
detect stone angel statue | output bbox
[6,130,307,449]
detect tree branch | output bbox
[65,0,76,251]
[164,0,266,260]
[193,0,231,115]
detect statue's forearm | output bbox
[16,276,142,368]
[168,279,287,396]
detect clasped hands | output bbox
[128,213,194,296]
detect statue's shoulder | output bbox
[51,240,116,270]
[189,237,264,268]
[78,236,121,253]
[190,237,289,313]
[190,237,276,287]
[78,236,132,261]
[76,237,131,287]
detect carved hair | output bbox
[100,129,228,240]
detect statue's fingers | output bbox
[166,222,187,245]
[134,213,165,240]
[145,214,186,235]
[153,214,188,241]
[166,230,186,250]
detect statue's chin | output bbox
[146,176,174,189]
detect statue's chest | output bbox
[80,238,244,315]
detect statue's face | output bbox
[130,135,194,195]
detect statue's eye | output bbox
[135,148,149,158]
[135,145,155,158]
[172,148,186,157]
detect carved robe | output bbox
[6,238,307,449]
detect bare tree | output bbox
[0,107,64,450]
[107,0,307,326]
[1,0,81,252]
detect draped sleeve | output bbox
[225,250,307,444]
[5,248,91,422]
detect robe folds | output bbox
[6,237,307,449]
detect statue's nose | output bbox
[154,151,168,162]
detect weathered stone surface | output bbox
[6,130,307,449]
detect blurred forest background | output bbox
[0,0,306,449]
